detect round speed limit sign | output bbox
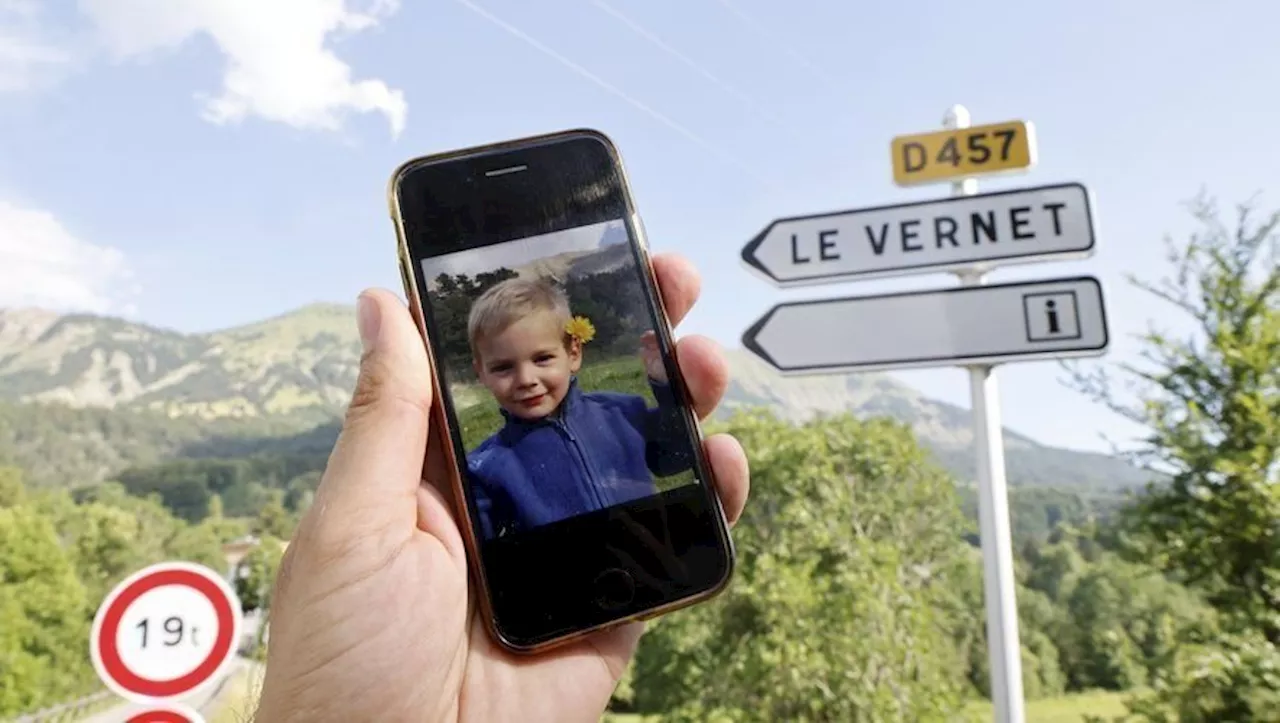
[90,561,243,703]
[126,703,206,723]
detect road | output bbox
[79,657,262,723]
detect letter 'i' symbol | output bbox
[1045,300,1061,334]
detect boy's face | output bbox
[474,309,583,420]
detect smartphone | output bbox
[387,129,735,653]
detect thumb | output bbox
[312,289,433,532]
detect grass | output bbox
[188,665,1133,723]
[603,691,1131,723]
[963,689,1131,722]
[454,355,657,450]
[206,663,267,723]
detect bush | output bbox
[631,412,972,722]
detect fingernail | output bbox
[357,292,381,352]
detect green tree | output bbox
[1018,526,1220,695]
[954,549,1069,701]
[1023,532,1086,603]
[62,500,151,605]
[0,481,228,714]
[253,491,295,540]
[235,537,286,662]
[207,492,225,520]
[1089,630,1280,723]
[631,412,972,722]
[41,483,227,604]
[235,537,285,615]
[284,470,320,513]
[0,506,94,715]
[563,266,649,355]
[0,466,25,508]
[429,268,518,380]
[166,519,228,573]
[1016,587,1068,699]
[1067,194,1279,640]
[1120,631,1280,722]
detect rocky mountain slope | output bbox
[0,305,1150,490]
[0,304,360,424]
[721,351,1150,489]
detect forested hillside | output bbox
[0,303,1151,493]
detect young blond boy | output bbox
[464,276,692,539]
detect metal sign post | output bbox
[945,104,1027,723]
[740,104,1109,723]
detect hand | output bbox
[254,253,750,723]
[639,330,667,384]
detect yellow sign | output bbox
[891,120,1036,186]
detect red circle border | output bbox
[127,710,193,723]
[96,568,236,698]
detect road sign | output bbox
[126,704,206,723]
[742,276,1108,375]
[891,119,1036,186]
[90,561,243,704]
[740,182,1096,287]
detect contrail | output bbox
[713,0,837,87]
[588,0,786,130]
[453,0,775,189]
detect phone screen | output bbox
[419,218,700,539]
[394,132,732,648]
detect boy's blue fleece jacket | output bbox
[466,376,693,539]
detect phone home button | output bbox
[592,568,636,610]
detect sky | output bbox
[1,0,1277,456]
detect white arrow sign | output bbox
[742,276,1109,374]
[740,182,1096,287]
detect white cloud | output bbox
[0,0,72,92]
[0,200,135,313]
[77,0,406,136]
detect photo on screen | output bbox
[420,219,699,540]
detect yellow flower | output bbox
[565,316,595,344]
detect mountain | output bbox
[0,304,360,424]
[720,352,1152,490]
[567,242,633,279]
[510,243,634,282]
[0,305,1151,491]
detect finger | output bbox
[417,485,466,563]
[651,253,701,328]
[312,289,433,528]
[704,433,750,526]
[674,334,728,420]
[583,621,646,683]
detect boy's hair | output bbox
[467,276,571,357]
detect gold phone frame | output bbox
[386,128,736,654]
